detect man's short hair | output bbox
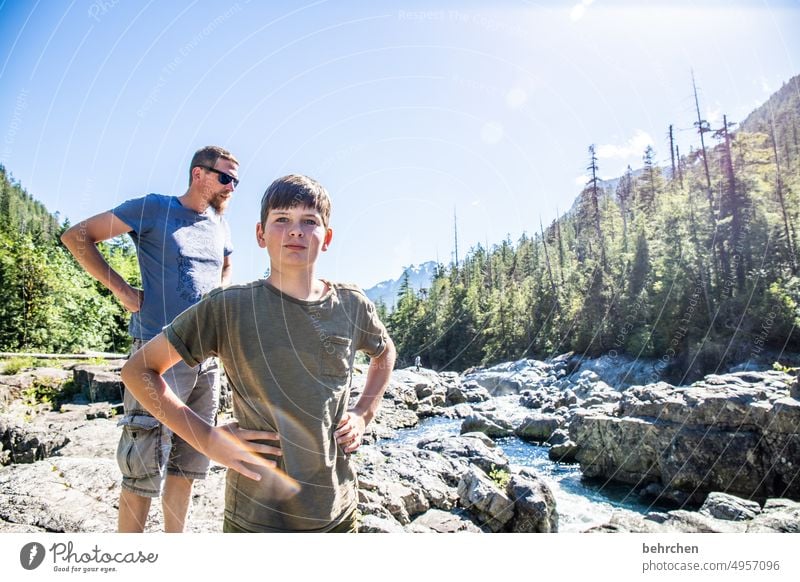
[189,146,239,186]
[260,174,332,228]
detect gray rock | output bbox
[0,415,69,465]
[72,365,124,403]
[746,499,800,532]
[447,381,491,405]
[381,481,429,524]
[699,492,762,521]
[571,370,800,501]
[354,445,461,524]
[0,457,120,532]
[515,414,561,442]
[418,434,509,474]
[547,428,570,446]
[451,403,474,418]
[460,412,514,437]
[0,368,72,408]
[410,508,483,533]
[549,440,578,463]
[569,353,658,388]
[656,510,748,533]
[466,373,522,396]
[506,468,558,532]
[519,390,544,409]
[457,465,514,532]
[587,508,748,533]
[359,514,405,533]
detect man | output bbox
[61,146,238,532]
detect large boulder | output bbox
[746,499,800,533]
[462,359,558,396]
[514,413,562,443]
[0,415,69,465]
[354,444,462,528]
[457,465,515,532]
[72,365,124,403]
[699,492,761,521]
[505,468,558,532]
[460,412,514,437]
[571,371,800,502]
[0,456,226,532]
[447,380,491,405]
[418,434,509,474]
[409,508,483,533]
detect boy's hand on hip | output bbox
[334,411,366,453]
[206,422,283,481]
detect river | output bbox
[386,396,669,532]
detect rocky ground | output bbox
[1,354,798,533]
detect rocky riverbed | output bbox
[1,354,798,533]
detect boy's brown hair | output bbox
[260,174,332,228]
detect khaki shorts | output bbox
[117,339,220,498]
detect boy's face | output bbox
[256,204,333,270]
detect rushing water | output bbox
[386,403,668,532]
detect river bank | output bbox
[1,354,798,532]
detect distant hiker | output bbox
[415,355,421,371]
[61,146,238,532]
[121,174,396,532]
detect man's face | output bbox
[256,204,333,270]
[199,158,238,214]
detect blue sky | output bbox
[1,0,798,288]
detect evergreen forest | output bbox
[1,75,799,384]
[384,75,800,383]
[0,165,139,354]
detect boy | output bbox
[121,174,396,532]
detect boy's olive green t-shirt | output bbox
[165,280,389,532]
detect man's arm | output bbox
[221,254,232,286]
[120,333,283,481]
[60,211,142,312]
[334,338,396,453]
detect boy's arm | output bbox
[334,338,396,453]
[120,333,282,481]
[61,211,143,313]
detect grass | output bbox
[488,465,511,490]
[22,379,81,412]
[1,356,36,375]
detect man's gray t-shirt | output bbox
[165,280,389,532]
[111,193,232,340]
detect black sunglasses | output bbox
[195,165,239,188]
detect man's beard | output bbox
[209,191,231,214]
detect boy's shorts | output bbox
[116,339,220,498]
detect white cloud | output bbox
[706,107,722,126]
[596,129,653,159]
[575,174,589,186]
[481,122,504,145]
[570,0,595,21]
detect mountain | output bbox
[740,74,800,136]
[365,261,438,310]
